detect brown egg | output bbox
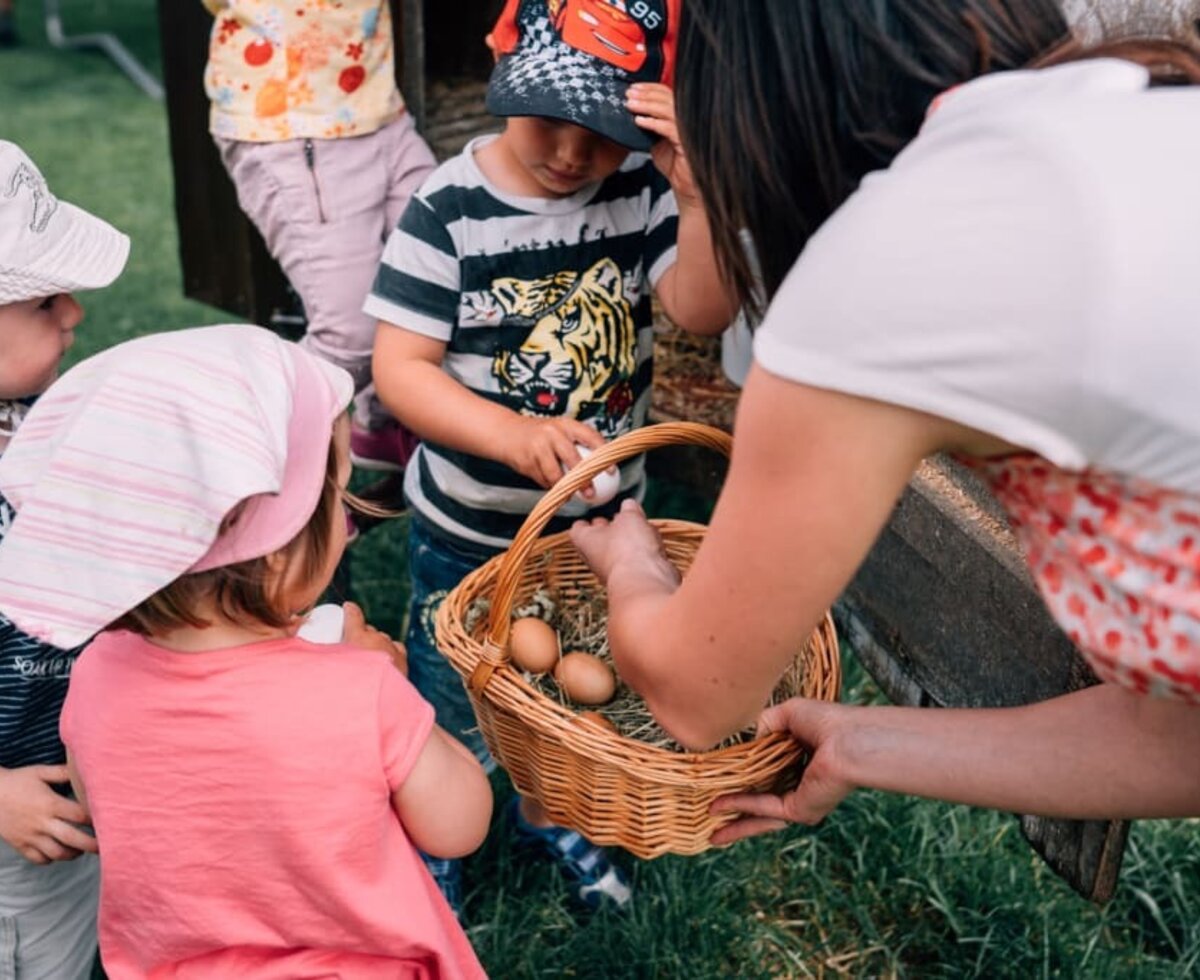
[576,711,619,735]
[554,652,617,705]
[508,617,560,674]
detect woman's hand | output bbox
[0,765,99,864]
[571,498,680,592]
[710,698,855,845]
[343,602,408,675]
[626,83,701,205]
[501,415,606,492]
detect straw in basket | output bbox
[436,422,840,859]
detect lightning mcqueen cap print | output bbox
[486,0,680,151]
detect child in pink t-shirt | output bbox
[0,325,491,979]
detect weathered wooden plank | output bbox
[844,459,1099,708]
[837,457,1130,903]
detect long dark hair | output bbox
[676,1,1071,316]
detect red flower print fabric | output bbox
[973,455,1200,703]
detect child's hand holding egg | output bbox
[297,603,345,644]
[567,444,620,507]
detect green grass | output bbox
[0,0,225,359]
[5,6,1200,977]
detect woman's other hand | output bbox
[710,697,854,844]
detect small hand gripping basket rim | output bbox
[435,421,841,859]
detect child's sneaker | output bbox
[349,420,417,473]
[421,854,464,919]
[508,798,632,911]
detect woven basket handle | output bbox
[469,422,732,692]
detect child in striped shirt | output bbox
[0,139,129,980]
[365,0,734,914]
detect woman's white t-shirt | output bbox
[755,60,1200,702]
[755,59,1200,495]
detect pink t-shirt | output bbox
[60,631,486,980]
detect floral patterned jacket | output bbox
[202,0,404,142]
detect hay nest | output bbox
[651,317,739,430]
[466,588,795,753]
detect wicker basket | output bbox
[436,422,841,858]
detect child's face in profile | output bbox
[503,116,631,197]
[0,293,82,399]
[278,414,353,615]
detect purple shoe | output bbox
[350,421,418,473]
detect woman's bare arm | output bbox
[711,682,1200,842]
[573,365,948,749]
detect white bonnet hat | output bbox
[0,140,130,304]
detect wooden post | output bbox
[397,0,426,131]
[155,0,294,329]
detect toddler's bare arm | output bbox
[392,726,493,859]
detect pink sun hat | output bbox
[0,325,353,649]
[0,140,130,305]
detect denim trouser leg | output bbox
[405,520,498,768]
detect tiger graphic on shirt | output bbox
[491,257,637,435]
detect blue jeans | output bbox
[405,519,500,767]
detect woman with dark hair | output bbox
[570,0,1200,838]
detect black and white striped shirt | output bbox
[366,136,679,549]
[0,489,82,769]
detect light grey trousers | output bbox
[0,842,98,980]
[216,113,437,429]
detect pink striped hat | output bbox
[0,325,353,649]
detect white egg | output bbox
[570,444,621,507]
[298,603,345,644]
